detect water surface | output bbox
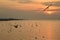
[0,20,60,40]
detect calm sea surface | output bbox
[0,20,60,40]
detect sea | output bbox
[0,20,60,40]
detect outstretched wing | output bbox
[43,4,52,11]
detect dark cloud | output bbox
[53,1,60,6]
[18,0,32,3]
[42,1,60,6]
[10,0,40,4]
[10,0,32,3]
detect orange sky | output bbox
[0,0,60,19]
[0,0,60,11]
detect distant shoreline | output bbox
[0,19,60,21]
[0,19,24,21]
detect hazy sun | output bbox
[47,11,52,14]
[45,11,53,15]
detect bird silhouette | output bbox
[43,4,52,11]
[33,4,52,11]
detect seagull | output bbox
[43,4,52,11]
[33,4,52,11]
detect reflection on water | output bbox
[0,20,60,40]
[39,20,60,40]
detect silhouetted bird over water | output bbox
[35,37,38,39]
[14,25,18,28]
[42,36,45,38]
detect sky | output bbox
[0,0,60,19]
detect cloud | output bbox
[0,0,45,11]
[10,0,32,3]
[10,0,41,4]
[42,1,60,6]
[53,1,60,6]
[18,0,32,3]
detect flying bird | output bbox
[43,4,52,11]
[33,4,52,11]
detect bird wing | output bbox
[43,4,52,11]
